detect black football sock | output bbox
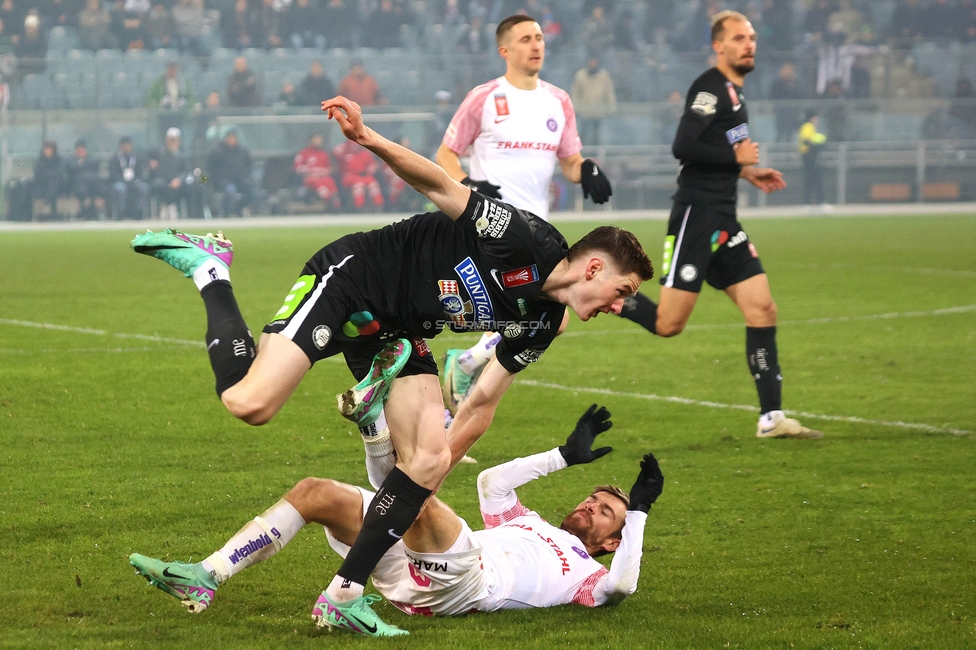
[337,467,432,586]
[746,326,782,415]
[618,291,658,334]
[201,280,256,396]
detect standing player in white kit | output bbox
[434,14,615,413]
[436,14,612,221]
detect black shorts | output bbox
[658,202,764,293]
[262,238,437,382]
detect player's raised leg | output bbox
[132,228,312,424]
[724,274,822,439]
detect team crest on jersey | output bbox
[546,116,558,132]
[501,264,540,288]
[725,81,742,111]
[438,280,473,327]
[494,93,510,117]
[690,91,717,116]
[454,257,495,325]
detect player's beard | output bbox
[732,59,755,76]
[560,509,599,548]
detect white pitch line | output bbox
[517,379,973,436]
[562,304,976,337]
[0,318,204,348]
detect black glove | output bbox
[628,453,664,512]
[558,404,613,466]
[461,176,502,199]
[580,159,612,204]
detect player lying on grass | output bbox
[129,95,653,633]
[129,405,664,636]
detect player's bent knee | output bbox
[656,320,686,337]
[221,389,275,426]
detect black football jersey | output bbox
[348,192,568,373]
[672,67,749,213]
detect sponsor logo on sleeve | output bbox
[494,93,509,117]
[690,91,717,116]
[437,280,473,327]
[501,264,540,288]
[725,123,749,145]
[517,298,528,315]
[311,325,332,350]
[474,199,512,239]
[513,347,544,367]
[454,257,495,325]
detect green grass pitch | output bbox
[1,214,974,649]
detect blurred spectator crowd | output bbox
[0,0,975,65]
[6,125,419,220]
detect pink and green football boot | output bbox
[129,553,218,613]
[311,591,408,637]
[131,229,233,277]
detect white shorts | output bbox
[326,486,491,617]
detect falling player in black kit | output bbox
[130,95,653,635]
[620,11,822,440]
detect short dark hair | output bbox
[495,14,537,46]
[567,226,654,281]
[711,10,749,42]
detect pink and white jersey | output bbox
[443,76,582,220]
[474,449,646,611]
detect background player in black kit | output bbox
[619,11,822,440]
[131,94,652,635]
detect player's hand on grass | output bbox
[742,166,787,193]
[559,404,613,466]
[733,138,760,166]
[321,96,369,145]
[580,159,613,204]
[461,177,503,199]
[628,453,664,512]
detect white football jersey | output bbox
[443,76,582,220]
[474,512,611,610]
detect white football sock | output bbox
[360,409,396,489]
[326,574,365,602]
[192,258,231,291]
[458,331,501,374]
[201,499,305,584]
[759,410,785,427]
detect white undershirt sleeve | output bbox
[591,510,647,606]
[477,448,567,525]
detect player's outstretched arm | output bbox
[473,404,615,521]
[322,96,471,219]
[592,453,665,607]
[447,356,516,467]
